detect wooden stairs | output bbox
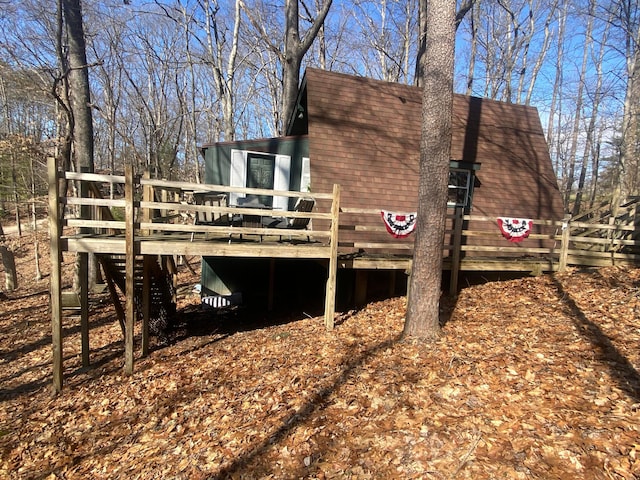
[97,253,177,342]
[570,197,640,254]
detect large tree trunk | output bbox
[415,0,474,86]
[619,23,640,197]
[404,0,455,340]
[62,0,95,292]
[63,0,94,173]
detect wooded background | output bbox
[0,0,638,223]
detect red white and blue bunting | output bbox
[381,211,417,238]
[497,217,533,242]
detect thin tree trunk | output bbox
[573,8,609,216]
[563,0,594,209]
[465,1,478,95]
[525,0,557,105]
[516,3,533,103]
[30,156,41,280]
[588,139,602,210]
[545,2,566,171]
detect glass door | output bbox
[246,153,275,207]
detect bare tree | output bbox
[573,9,611,215]
[179,2,202,182]
[119,16,186,177]
[62,0,94,173]
[241,0,332,134]
[563,0,595,209]
[350,0,418,83]
[523,0,557,104]
[404,0,456,339]
[464,0,479,95]
[85,4,128,191]
[198,0,242,142]
[546,1,567,177]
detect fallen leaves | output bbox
[1,229,640,479]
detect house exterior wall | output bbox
[201,136,308,192]
[301,68,565,250]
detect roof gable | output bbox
[300,68,564,221]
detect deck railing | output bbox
[338,206,640,278]
[58,169,337,243]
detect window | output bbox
[447,161,481,210]
[448,169,471,208]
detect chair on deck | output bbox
[191,192,229,241]
[271,197,315,241]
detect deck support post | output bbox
[355,270,368,307]
[124,165,136,374]
[449,206,464,296]
[324,184,340,330]
[79,166,90,368]
[268,258,276,312]
[142,256,152,356]
[79,252,89,367]
[48,157,63,392]
[388,271,397,297]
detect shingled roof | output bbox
[289,68,564,222]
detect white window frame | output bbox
[230,149,291,210]
[300,157,311,192]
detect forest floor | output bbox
[1,225,639,479]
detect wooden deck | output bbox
[62,233,334,258]
[48,158,640,391]
[48,159,342,391]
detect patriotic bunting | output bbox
[497,217,533,242]
[381,211,417,238]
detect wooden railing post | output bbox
[124,165,136,374]
[324,184,340,330]
[142,256,152,356]
[141,169,152,235]
[558,215,571,272]
[48,157,63,392]
[141,171,152,357]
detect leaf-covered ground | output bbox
[1,227,639,479]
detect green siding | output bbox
[200,136,309,297]
[202,136,308,190]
